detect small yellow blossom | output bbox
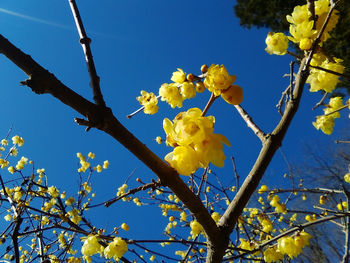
[81,235,103,257]
[159,83,183,108]
[344,173,350,183]
[4,214,12,221]
[1,139,8,146]
[258,185,269,194]
[137,90,159,115]
[190,220,203,239]
[171,68,186,84]
[12,135,25,146]
[95,165,102,173]
[103,237,128,260]
[103,160,109,169]
[155,136,162,144]
[204,64,236,96]
[265,32,289,55]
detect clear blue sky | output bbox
[0,0,348,258]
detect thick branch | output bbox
[204,59,309,263]
[0,33,219,246]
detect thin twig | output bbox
[304,1,338,69]
[276,85,291,116]
[324,104,349,116]
[307,0,316,29]
[310,64,349,79]
[234,105,267,143]
[202,93,218,116]
[68,0,105,107]
[127,95,161,119]
[231,157,239,192]
[89,180,162,208]
[342,187,350,263]
[312,92,328,110]
[335,140,350,144]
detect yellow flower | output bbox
[155,136,162,144]
[103,237,128,260]
[8,166,15,174]
[278,236,302,258]
[258,185,269,194]
[190,220,203,238]
[95,165,102,173]
[264,246,284,263]
[103,160,109,169]
[344,173,350,183]
[211,212,221,223]
[308,57,345,93]
[265,32,289,55]
[314,0,339,43]
[67,209,82,224]
[163,108,214,146]
[171,68,186,84]
[65,197,75,206]
[194,134,230,168]
[204,64,236,96]
[288,20,317,50]
[180,81,196,99]
[180,211,187,221]
[12,135,25,146]
[4,214,12,221]
[48,186,59,198]
[195,82,205,93]
[137,90,159,115]
[165,146,199,176]
[1,139,8,146]
[286,5,309,25]
[313,115,335,135]
[81,235,103,257]
[163,107,230,169]
[159,83,183,108]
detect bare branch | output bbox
[0,33,219,250]
[234,105,267,143]
[68,0,105,107]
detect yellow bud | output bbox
[187,73,195,82]
[201,64,208,73]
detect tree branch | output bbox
[206,58,309,263]
[0,33,220,249]
[234,105,266,143]
[68,0,105,107]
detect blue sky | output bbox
[0,0,348,259]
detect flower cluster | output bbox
[158,68,197,108]
[265,0,339,53]
[137,64,243,114]
[77,152,109,173]
[313,96,345,134]
[307,54,345,93]
[263,231,311,262]
[163,108,230,175]
[81,235,127,262]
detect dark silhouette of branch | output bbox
[68,0,105,107]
